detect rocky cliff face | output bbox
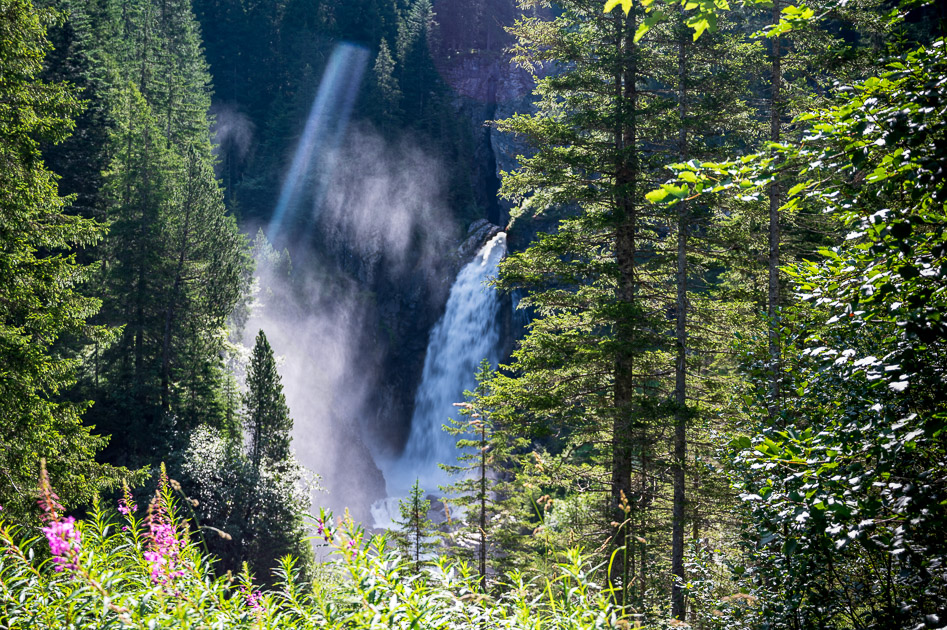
[438,44,561,257]
[440,52,537,227]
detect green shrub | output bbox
[0,468,638,629]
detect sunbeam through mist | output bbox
[267,43,370,244]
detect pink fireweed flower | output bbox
[37,464,65,522]
[118,498,136,516]
[41,516,81,572]
[316,517,332,542]
[243,587,265,613]
[118,482,137,516]
[37,460,81,572]
[143,513,185,584]
[143,468,185,585]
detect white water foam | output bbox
[372,232,507,528]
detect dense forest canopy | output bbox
[0,0,945,627]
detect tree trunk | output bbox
[479,421,487,592]
[768,2,782,419]
[162,0,173,146]
[134,124,150,383]
[415,499,421,574]
[671,13,688,620]
[611,6,638,606]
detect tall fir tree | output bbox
[442,360,527,590]
[372,37,402,127]
[46,0,255,467]
[0,0,128,521]
[391,479,436,575]
[182,328,313,583]
[490,0,774,616]
[243,330,292,472]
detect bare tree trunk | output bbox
[162,0,173,147]
[611,6,638,606]
[134,125,150,384]
[670,13,689,620]
[689,459,701,627]
[479,421,487,592]
[415,499,422,574]
[768,2,783,419]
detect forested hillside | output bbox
[0,0,945,627]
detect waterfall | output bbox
[372,231,507,528]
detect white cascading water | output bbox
[372,232,507,528]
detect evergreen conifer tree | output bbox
[244,330,292,472]
[489,0,767,615]
[182,328,313,583]
[0,0,126,521]
[442,360,530,589]
[391,479,436,575]
[372,38,402,126]
[51,0,254,466]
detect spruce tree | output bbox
[391,479,436,575]
[493,3,658,599]
[372,38,402,126]
[239,328,312,582]
[183,328,313,583]
[0,0,123,520]
[55,0,254,466]
[491,0,763,615]
[244,330,292,472]
[441,360,526,590]
[94,81,177,465]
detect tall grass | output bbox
[0,468,629,629]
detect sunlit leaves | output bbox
[719,30,947,628]
[0,497,629,629]
[635,10,667,42]
[603,0,633,14]
[603,0,819,41]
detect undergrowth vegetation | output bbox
[0,466,762,629]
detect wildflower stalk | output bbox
[166,475,225,558]
[35,460,134,623]
[143,464,187,586]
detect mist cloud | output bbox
[316,127,456,283]
[211,102,255,162]
[238,126,463,524]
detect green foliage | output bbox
[441,360,531,586]
[245,330,294,472]
[0,0,127,522]
[491,0,770,616]
[180,425,316,585]
[603,0,824,41]
[652,7,947,625]
[181,330,314,582]
[0,481,632,629]
[59,0,254,467]
[372,37,402,127]
[390,479,436,575]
